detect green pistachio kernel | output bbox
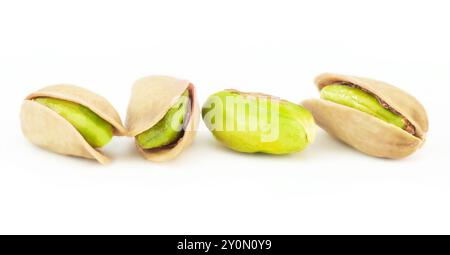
[320,84,405,129]
[202,90,316,154]
[35,97,113,147]
[136,90,190,149]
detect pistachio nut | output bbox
[302,73,429,159]
[20,85,126,164]
[202,89,317,154]
[126,76,200,162]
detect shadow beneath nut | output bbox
[21,139,105,168]
[203,129,367,162]
[196,130,349,162]
[103,136,143,163]
[297,129,384,162]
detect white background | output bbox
[0,0,449,234]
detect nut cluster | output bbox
[20,73,428,163]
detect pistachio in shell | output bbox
[202,89,317,155]
[20,84,126,164]
[126,76,200,162]
[302,73,429,159]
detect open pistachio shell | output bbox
[126,76,200,162]
[302,73,428,159]
[20,84,126,164]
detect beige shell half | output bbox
[20,84,126,164]
[126,76,200,162]
[302,73,428,159]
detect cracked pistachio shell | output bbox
[20,84,126,164]
[202,90,317,155]
[302,73,429,159]
[126,76,200,162]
